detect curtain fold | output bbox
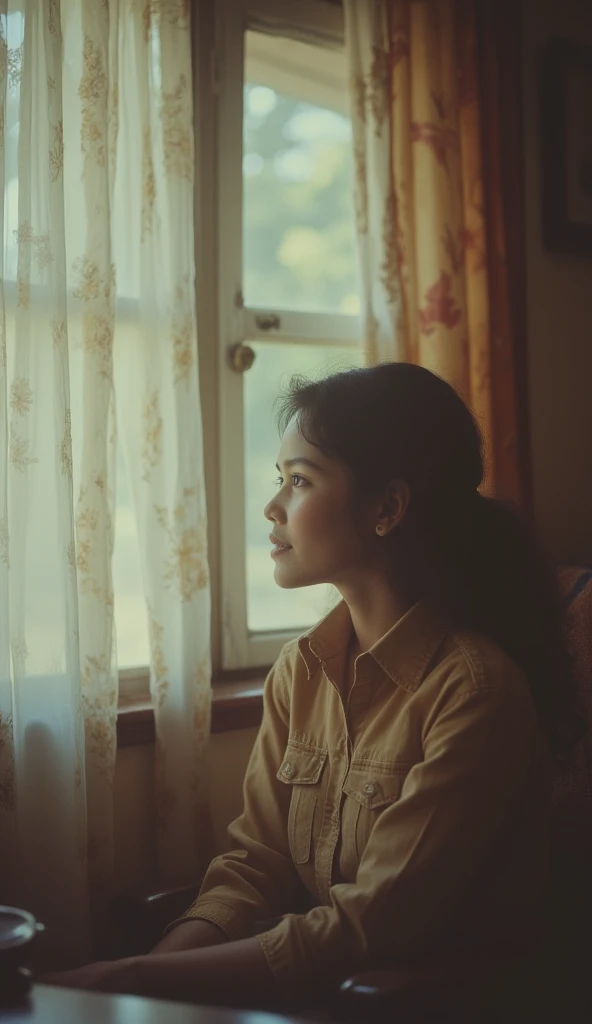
[475,0,530,511]
[344,0,529,504]
[0,0,212,968]
[0,0,93,969]
[74,0,120,911]
[114,0,214,882]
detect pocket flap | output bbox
[277,745,327,785]
[343,765,409,809]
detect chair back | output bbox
[553,566,592,861]
[548,565,592,990]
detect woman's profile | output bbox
[43,363,584,1018]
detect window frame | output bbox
[213,0,361,671]
[3,0,359,701]
[1,0,359,706]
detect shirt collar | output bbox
[297,598,450,693]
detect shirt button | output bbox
[281,762,294,779]
[363,782,376,796]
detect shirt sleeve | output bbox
[175,644,304,941]
[256,675,549,1002]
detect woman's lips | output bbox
[270,537,292,559]
[271,545,291,559]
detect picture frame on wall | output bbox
[540,36,592,255]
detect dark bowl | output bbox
[0,906,45,1003]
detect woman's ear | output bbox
[375,479,410,537]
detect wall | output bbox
[113,727,258,893]
[523,0,592,564]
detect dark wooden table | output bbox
[0,985,312,1023]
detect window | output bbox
[2,0,360,689]
[2,7,149,679]
[214,0,362,669]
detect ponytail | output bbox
[393,491,586,765]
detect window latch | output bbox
[254,313,281,331]
[228,342,256,374]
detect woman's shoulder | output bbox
[424,628,553,774]
[426,627,535,711]
[265,637,304,693]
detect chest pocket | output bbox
[342,763,411,864]
[277,744,327,865]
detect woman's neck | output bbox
[339,575,412,653]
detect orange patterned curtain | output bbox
[344,0,529,505]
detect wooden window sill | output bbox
[117,672,267,747]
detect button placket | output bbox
[314,691,350,903]
[346,673,376,747]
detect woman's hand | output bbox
[39,957,139,994]
[40,939,280,1009]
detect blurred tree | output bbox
[243,85,359,315]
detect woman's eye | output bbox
[274,474,307,488]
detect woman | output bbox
[44,364,583,1017]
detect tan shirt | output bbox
[183,599,554,1003]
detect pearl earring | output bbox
[376,525,385,535]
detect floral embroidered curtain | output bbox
[0,0,212,968]
[343,0,529,503]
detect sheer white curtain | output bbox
[343,0,403,365]
[111,0,214,882]
[0,0,211,969]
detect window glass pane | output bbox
[244,341,364,633]
[3,10,24,282]
[113,443,150,670]
[243,30,360,316]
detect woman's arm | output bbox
[150,918,227,954]
[42,652,302,1008]
[130,938,279,1007]
[43,937,284,1012]
[173,648,301,941]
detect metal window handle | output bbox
[228,342,256,374]
[255,313,281,331]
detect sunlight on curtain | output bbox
[111,1,213,882]
[0,0,92,970]
[0,0,211,967]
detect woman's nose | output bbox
[264,497,285,523]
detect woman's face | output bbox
[263,418,376,590]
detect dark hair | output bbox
[276,362,586,767]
